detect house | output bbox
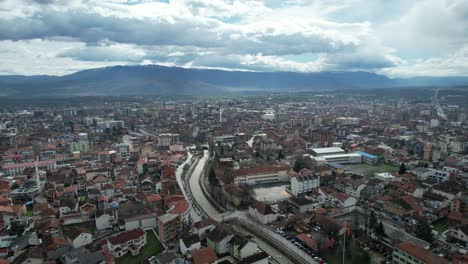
[191,247,218,264]
[447,225,468,246]
[193,218,217,240]
[331,192,357,211]
[290,168,320,197]
[393,242,448,264]
[14,246,43,264]
[66,228,93,248]
[124,213,156,231]
[206,226,234,254]
[179,235,201,255]
[103,228,146,258]
[237,252,269,264]
[249,201,278,224]
[62,247,106,264]
[43,235,70,260]
[334,177,366,198]
[228,234,258,261]
[95,211,113,230]
[289,197,321,213]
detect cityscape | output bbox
[0,87,467,264]
[0,0,468,264]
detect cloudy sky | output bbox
[0,0,467,77]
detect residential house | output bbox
[206,226,235,255]
[193,218,217,240]
[191,247,218,264]
[103,228,146,258]
[62,247,106,264]
[334,177,366,198]
[179,236,201,255]
[66,228,93,248]
[249,201,278,224]
[228,234,258,261]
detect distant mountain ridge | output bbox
[0,65,467,97]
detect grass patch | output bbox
[376,163,399,172]
[62,221,97,237]
[25,207,33,217]
[432,219,449,233]
[116,231,164,264]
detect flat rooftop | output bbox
[309,147,345,155]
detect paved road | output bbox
[188,150,220,218]
[175,151,202,223]
[185,151,316,264]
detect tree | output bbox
[208,167,218,186]
[415,219,434,243]
[375,222,385,238]
[399,163,407,174]
[293,160,302,172]
[277,150,285,161]
[369,210,378,233]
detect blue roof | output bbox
[354,151,378,159]
[328,162,344,169]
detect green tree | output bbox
[415,219,433,243]
[375,221,385,238]
[369,210,378,233]
[277,150,285,161]
[399,163,407,174]
[208,167,218,185]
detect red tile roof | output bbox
[396,242,448,264]
[107,228,145,245]
[296,233,318,251]
[192,247,218,264]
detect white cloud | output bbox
[0,0,466,76]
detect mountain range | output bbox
[0,65,467,97]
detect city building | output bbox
[290,168,320,197]
[248,201,278,224]
[157,213,181,243]
[393,242,448,264]
[103,228,146,258]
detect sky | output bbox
[0,0,467,77]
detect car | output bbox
[314,257,320,260]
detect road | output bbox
[184,150,316,264]
[187,150,220,218]
[175,151,201,223]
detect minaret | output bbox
[35,155,40,188]
[219,108,224,123]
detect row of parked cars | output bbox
[275,230,325,263]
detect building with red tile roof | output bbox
[103,228,146,258]
[192,247,218,264]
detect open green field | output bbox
[61,221,97,237]
[116,230,164,264]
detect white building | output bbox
[248,201,278,225]
[158,133,180,147]
[67,230,93,248]
[124,214,157,230]
[116,143,130,160]
[374,172,396,182]
[311,153,362,164]
[290,168,320,197]
[232,165,289,185]
[309,147,345,157]
[104,228,146,258]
